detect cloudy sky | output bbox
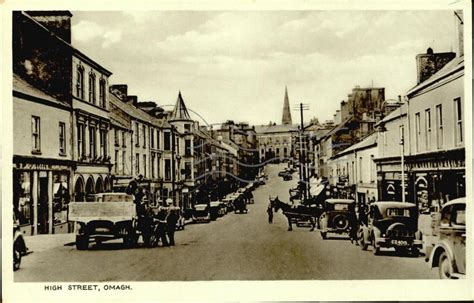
[71,10,458,126]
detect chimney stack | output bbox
[25,11,72,43]
[110,84,128,102]
[127,96,138,107]
[415,48,455,84]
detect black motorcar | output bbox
[319,199,356,239]
[358,201,422,256]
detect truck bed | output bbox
[69,202,136,223]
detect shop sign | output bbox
[16,163,68,171]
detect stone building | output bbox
[12,11,112,234]
[256,87,298,163]
[376,11,464,209]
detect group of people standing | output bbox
[127,178,179,248]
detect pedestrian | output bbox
[156,206,169,247]
[267,202,273,224]
[166,207,178,246]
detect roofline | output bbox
[406,59,463,97]
[21,11,112,77]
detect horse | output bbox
[269,196,321,231]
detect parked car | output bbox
[358,201,422,256]
[278,169,289,177]
[68,193,138,250]
[319,199,356,239]
[425,197,465,279]
[192,204,211,223]
[13,213,28,271]
[282,174,293,181]
[209,201,221,221]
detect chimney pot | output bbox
[427,47,433,54]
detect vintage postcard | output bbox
[2,0,472,301]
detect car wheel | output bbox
[411,247,420,258]
[372,236,380,255]
[13,246,21,271]
[76,235,89,250]
[320,232,327,240]
[438,251,453,279]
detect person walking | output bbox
[267,202,273,224]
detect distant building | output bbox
[256,87,298,163]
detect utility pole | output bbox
[294,103,309,203]
[400,127,405,203]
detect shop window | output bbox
[53,173,70,226]
[31,116,40,153]
[14,171,32,225]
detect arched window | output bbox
[99,78,106,108]
[76,65,84,99]
[88,72,96,104]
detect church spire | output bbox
[282,86,292,125]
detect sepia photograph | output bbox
[2,0,472,301]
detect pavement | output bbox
[15,163,439,281]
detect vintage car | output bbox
[13,212,28,271]
[358,201,422,256]
[68,193,138,250]
[209,201,223,220]
[192,204,211,223]
[425,197,465,279]
[319,199,356,239]
[282,173,293,181]
[233,196,248,214]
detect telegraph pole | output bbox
[294,103,309,202]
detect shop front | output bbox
[13,157,73,235]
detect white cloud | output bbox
[72,20,104,42]
[102,30,122,48]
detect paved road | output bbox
[15,164,438,281]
